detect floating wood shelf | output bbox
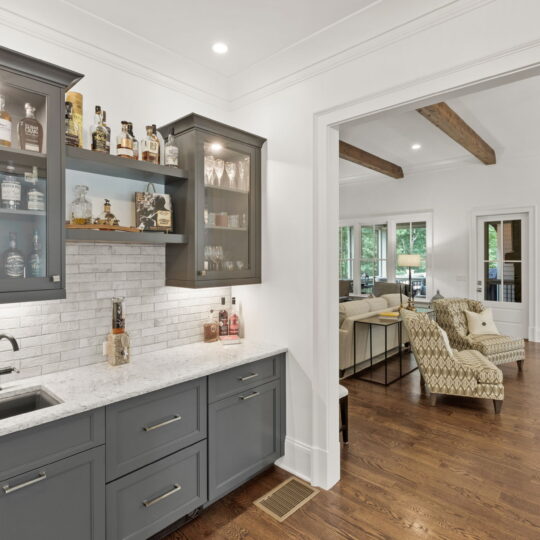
[65,146,188,184]
[65,228,187,244]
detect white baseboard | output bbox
[275,436,312,483]
[528,327,540,342]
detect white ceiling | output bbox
[339,74,540,182]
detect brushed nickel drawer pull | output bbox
[3,472,47,494]
[239,373,259,381]
[143,415,182,432]
[143,483,182,508]
[240,391,260,401]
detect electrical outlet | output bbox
[102,342,108,356]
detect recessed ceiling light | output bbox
[212,42,228,54]
[411,143,422,150]
[211,142,223,152]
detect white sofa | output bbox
[339,293,406,375]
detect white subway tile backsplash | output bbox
[0,243,231,379]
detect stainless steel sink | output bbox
[0,389,60,420]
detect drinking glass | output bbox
[214,159,225,187]
[241,157,250,191]
[236,260,245,271]
[215,246,224,270]
[237,159,247,192]
[204,155,215,186]
[225,161,237,189]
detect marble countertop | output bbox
[0,340,287,437]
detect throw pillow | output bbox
[438,327,454,356]
[465,309,499,335]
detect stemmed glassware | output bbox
[204,155,215,186]
[214,159,225,187]
[225,161,237,189]
[237,157,250,192]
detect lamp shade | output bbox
[397,254,421,268]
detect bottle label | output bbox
[229,314,239,336]
[165,147,179,166]
[0,119,11,142]
[28,253,42,277]
[1,180,21,202]
[147,140,159,154]
[92,129,108,152]
[5,253,25,278]
[22,123,40,152]
[27,190,45,211]
[117,146,134,158]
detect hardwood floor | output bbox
[166,343,540,539]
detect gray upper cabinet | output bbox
[0,46,82,304]
[159,114,265,288]
[0,446,105,540]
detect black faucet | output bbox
[0,334,19,352]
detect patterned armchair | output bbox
[401,309,504,413]
[433,298,524,370]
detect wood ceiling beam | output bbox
[417,102,496,165]
[339,140,404,179]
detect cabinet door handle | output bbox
[143,415,182,432]
[239,373,258,382]
[143,483,182,508]
[3,472,47,494]
[240,391,260,401]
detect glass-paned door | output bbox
[395,221,427,298]
[339,226,353,280]
[476,213,528,338]
[0,68,62,296]
[359,224,387,295]
[199,135,256,280]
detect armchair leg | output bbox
[517,360,524,372]
[429,393,438,406]
[339,395,349,444]
[493,400,503,414]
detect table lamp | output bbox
[397,254,421,311]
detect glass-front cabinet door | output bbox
[198,134,258,282]
[0,49,81,303]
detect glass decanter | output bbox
[70,185,93,225]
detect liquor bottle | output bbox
[218,297,229,336]
[152,124,165,164]
[229,297,240,336]
[128,122,138,160]
[116,121,134,158]
[141,125,159,164]
[18,103,43,153]
[90,106,108,153]
[64,101,80,147]
[26,166,45,211]
[70,184,93,224]
[203,310,219,343]
[65,91,83,148]
[27,229,43,278]
[102,110,111,153]
[96,199,119,226]
[164,130,179,167]
[1,164,21,209]
[0,95,12,147]
[2,232,25,278]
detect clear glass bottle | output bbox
[26,166,45,211]
[141,125,159,164]
[70,185,93,224]
[164,131,179,167]
[203,309,219,343]
[18,103,43,153]
[127,122,138,160]
[0,95,12,147]
[90,105,108,153]
[152,124,165,164]
[27,229,43,278]
[219,297,229,336]
[116,121,134,159]
[2,232,25,278]
[64,101,80,147]
[1,164,21,209]
[102,110,111,153]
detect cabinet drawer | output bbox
[106,378,206,481]
[209,379,282,501]
[208,354,282,403]
[0,446,105,540]
[0,408,104,480]
[106,440,207,540]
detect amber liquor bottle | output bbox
[141,125,159,164]
[116,121,134,158]
[91,106,108,153]
[18,103,43,153]
[0,95,12,147]
[219,297,229,336]
[127,122,138,160]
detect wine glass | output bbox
[215,246,224,271]
[237,159,247,192]
[225,161,237,189]
[214,159,225,187]
[204,155,215,186]
[241,157,250,191]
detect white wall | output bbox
[340,155,539,338]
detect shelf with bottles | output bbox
[1,162,47,215]
[0,86,46,155]
[0,227,46,280]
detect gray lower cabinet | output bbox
[106,440,207,540]
[0,446,105,540]
[208,379,282,502]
